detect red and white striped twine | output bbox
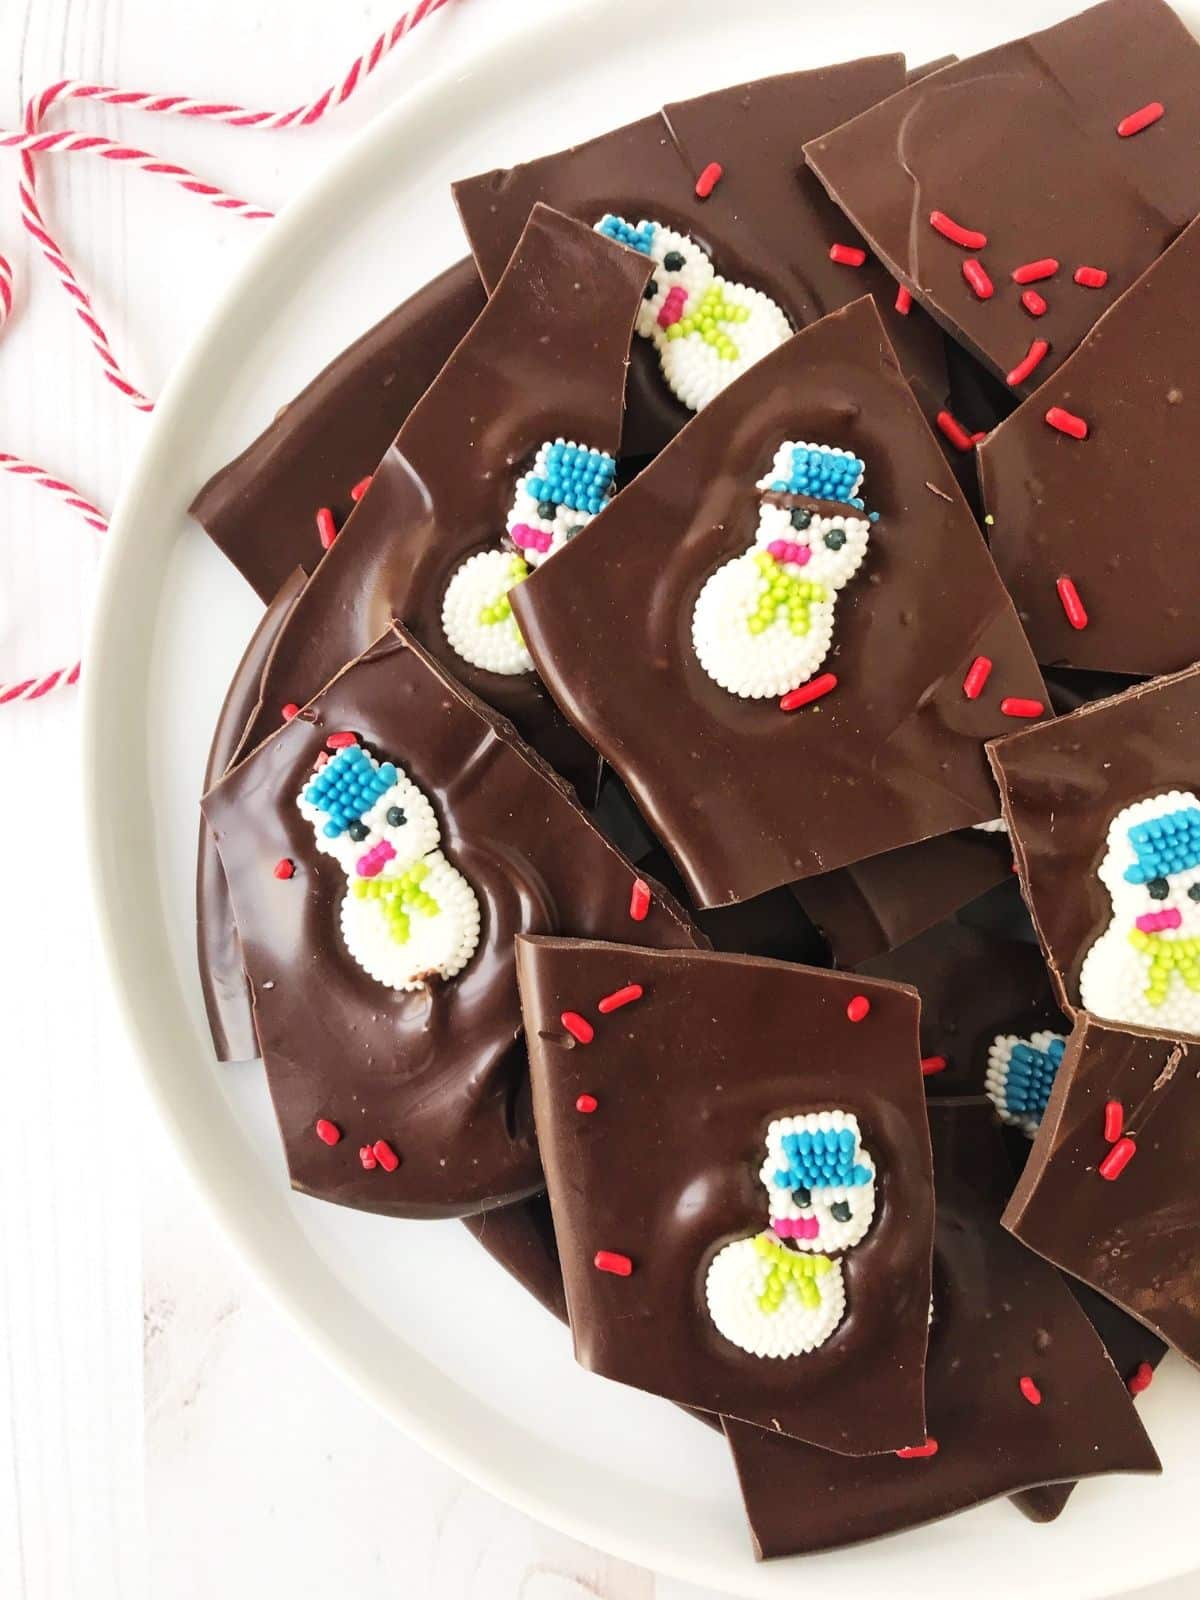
[0,0,453,705]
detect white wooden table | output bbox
[0,2,1191,1595]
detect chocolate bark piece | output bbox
[197,567,308,1062]
[191,258,486,601]
[232,206,650,801]
[513,296,1048,908]
[982,215,1200,677]
[805,0,1200,395]
[791,828,1014,967]
[515,935,933,1454]
[202,625,700,1220]
[1005,1012,1200,1368]
[724,1099,1159,1558]
[453,60,949,456]
[987,666,1200,1034]
[462,1194,567,1322]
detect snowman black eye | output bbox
[1189,885,1200,902]
[789,508,812,531]
[791,1185,811,1208]
[643,278,658,299]
[386,806,406,827]
[347,821,369,843]
[1147,877,1170,900]
[830,1200,852,1223]
[663,250,685,272]
[824,527,847,551]
[536,499,557,520]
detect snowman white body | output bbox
[1079,791,1200,1036]
[705,1111,876,1360]
[595,215,791,412]
[297,743,480,992]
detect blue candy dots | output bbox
[772,1125,872,1191]
[596,213,656,256]
[525,441,617,518]
[1002,1037,1065,1121]
[303,746,397,839]
[771,443,866,509]
[1123,806,1200,884]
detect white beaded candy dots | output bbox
[441,438,617,676]
[985,1031,1068,1137]
[297,742,480,991]
[1079,791,1200,1036]
[705,1111,877,1359]
[692,442,874,701]
[594,215,790,412]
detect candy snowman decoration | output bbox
[441,439,617,676]
[692,441,874,700]
[594,215,790,411]
[1079,791,1200,1035]
[705,1112,876,1359]
[297,742,480,991]
[985,1030,1068,1136]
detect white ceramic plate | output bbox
[84,0,1200,1593]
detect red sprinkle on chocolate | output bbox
[1056,575,1089,630]
[694,161,723,199]
[350,474,373,501]
[1000,697,1045,719]
[1104,1099,1125,1144]
[273,858,295,880]
[1128,1361,1155,1396]
[1099,1135,1137,1180]
[1021,288,1048,318]
[316,506,337,550]
[1019,1375,1043,1406]
[1007,338,1051,387]
[326,730,358,748]
[628,878,651,923]
[594,1250,633,1277]
[358,1144,377,1170]
[962,258,994,300]
[962,655,993,700]
[597,984,644,1015]
[372,1139,400,1173]
[970,431,989,444]
[829,242,867,267]
[1012,258,1059,284]
[895,284,913,315]
[936,409,975,452]
[1045,406,1089,440]
[929,210,986,249]
[846,994,871,1023]
[561,1010,595,1045]
[315,1118,341,1146]
[575,1093,598,1114]
[780,672,838,712]
[921,1055,948,1077]
[314,751,330,771]
[1074,265,1109,289]
[1117,101,1164,138]
[281,702,300,721]
[895,1438,939,1459]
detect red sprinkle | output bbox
[1099,1135,1137,1180]
[575,1093,598,1114]
[921,1055,948,1077]
[1019,1375,1043,1406]
[561,1011,595,1045]
[273,858,295,880]
[830,242,867,267]
[314,1118,341,1146]
[929,210,987,250]
[597,984,643,1015]
[1128,1361,1155,1396]
[316,506,337,550]
[358,1145,377,1170]
[628,878,651,923]
[281,701,300,721]
[694,160,723,199]
[1001,697,1045,719]
[372,1139,400,1173]
[1007,338,1051,387]
[1045,406,1089,440]
[349,474,373,501]
[594,1250,633,1277]
[780,672,838,712]
[962,655,993,700]
[895,284,913,315]
[313,751,330,772]
[326,730,358,748]
[1056,575,1089,630]
[1012,258,1059,284]
[1074,265,1109,289]
[1104,1099,1125,1144]
[846,994,871,1024]
[970,431,989,444]
[895,1438,940,1459]
[962,258,994,300]
[1021,288,1048,318]
[936,409,975,452]
[1117,101,1164,138]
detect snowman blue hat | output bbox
[595,213,657,256]
[772,1126,872,1191]
[523,439,617,518]
[1123,805,1200,883]
[303,745,397,839]
[989,1035,1065,1128]
[761,441,868,512]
